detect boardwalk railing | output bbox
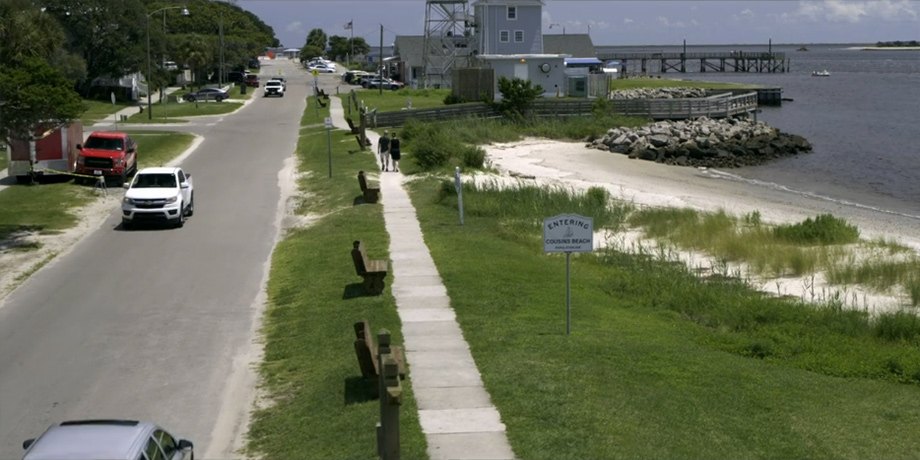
[371,92,758,127]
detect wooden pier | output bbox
[598,51,789,74]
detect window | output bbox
[507,6,516,20]
[499,30,509,43]
[514,30,524,42]
[144,437,165,460]
[154,430,178,457]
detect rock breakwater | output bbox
[610,87,709,99]
[588,117,812,168]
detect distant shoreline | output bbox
[849,46,920,51]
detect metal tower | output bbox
[422,0,473,88]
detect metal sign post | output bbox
[454,167,464,225]
[325,117,333,178]
[543,214,594,335]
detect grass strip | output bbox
[246,124,428,459]
[406,178,920,459]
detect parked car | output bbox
[21,419,194,460]
[244,74,259,87]
[264,80,284,97]
[182,87,229,102]
[308,64,336,73]
[74,131,138,186]
[228,70,247,83]
[366,77,405,90]
[121,166,194,229]
[342,70,371,85]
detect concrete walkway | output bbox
[329,97,516,460]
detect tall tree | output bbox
[328,35,370,63]
[0,57,85,144]
[306,28,327,51]
[41,0,147,92]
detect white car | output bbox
[264,80,285,97]
[308,64,336,73]
[121,167,194,229]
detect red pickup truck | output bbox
[74,131,138,185]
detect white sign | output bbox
[324,117,333,129]
[543,214,593,253]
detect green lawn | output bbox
[246,124,428,459]
[349,88,451,113]
[404,177,920,459]
[0,131,193,243]
[80,99,137,125]
[126,99,242,123]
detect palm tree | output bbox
[174,34,212,88]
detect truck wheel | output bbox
[121,219,132,230]
[185,193,194,216]
[175,205,186,228]
[115,172,126,187]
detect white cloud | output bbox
[623,18,634,25]
[285,21,303,33]
[737,8,755,21]
[783,0,918,23]
[657,16,687,28]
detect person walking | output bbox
[389,132,401,172]
[378,130,391,171]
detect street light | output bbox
[146,5,189,120]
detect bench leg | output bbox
[362,274,385,295]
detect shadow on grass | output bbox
[0,225,45,251]
[343,376,378,404]
[342,283,372,299]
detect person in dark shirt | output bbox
[389,133,401,172]
[377,130,390,171]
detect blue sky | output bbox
[236,0,920,49]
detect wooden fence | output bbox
[371,92,758,127]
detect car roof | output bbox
[136,167,179,175]
[23,420,154,460]
[88,131,128,139]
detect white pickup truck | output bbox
[121,167,194,229]
[264,80,284,97]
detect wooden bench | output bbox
[357,171,380,204]
[351,240,387,295]
[353,320,406,382]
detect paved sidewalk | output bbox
[329,97,516,460]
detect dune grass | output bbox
[353,87,451,112]
[406,178,920,458]
[627,207,919,305]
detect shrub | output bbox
[494,76,543,120]
[773,214,860,245]
[443,93,468,105]
[459,144,486,168]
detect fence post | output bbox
[376,329,402,460]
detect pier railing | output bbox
[371,92,758,127]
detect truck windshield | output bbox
[83,137,124,151]
[133,174,176,188]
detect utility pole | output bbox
[219,8,224,87]
[378,24,384,95]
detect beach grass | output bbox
[0,131,192,244]
[245,123,429,459]
[406,178,920,458]
[627,207,920,305]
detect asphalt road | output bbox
[0,58,322,458]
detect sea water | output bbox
[599,43,920,219]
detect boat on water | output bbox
[812,70,831,77]
[797,46,809,51]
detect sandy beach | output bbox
[483,138,920,251]
[481,138,920,313]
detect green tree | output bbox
[494,76,543,120]
[0,0,65,63]
[306,28,327,51]
[173,34,212,87]
[41,0,147,93]
[299,45,324,63]
[0,57,84,143]
[328,35,370,63]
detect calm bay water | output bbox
[599,43,920,219]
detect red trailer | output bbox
[7,122,83,183]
